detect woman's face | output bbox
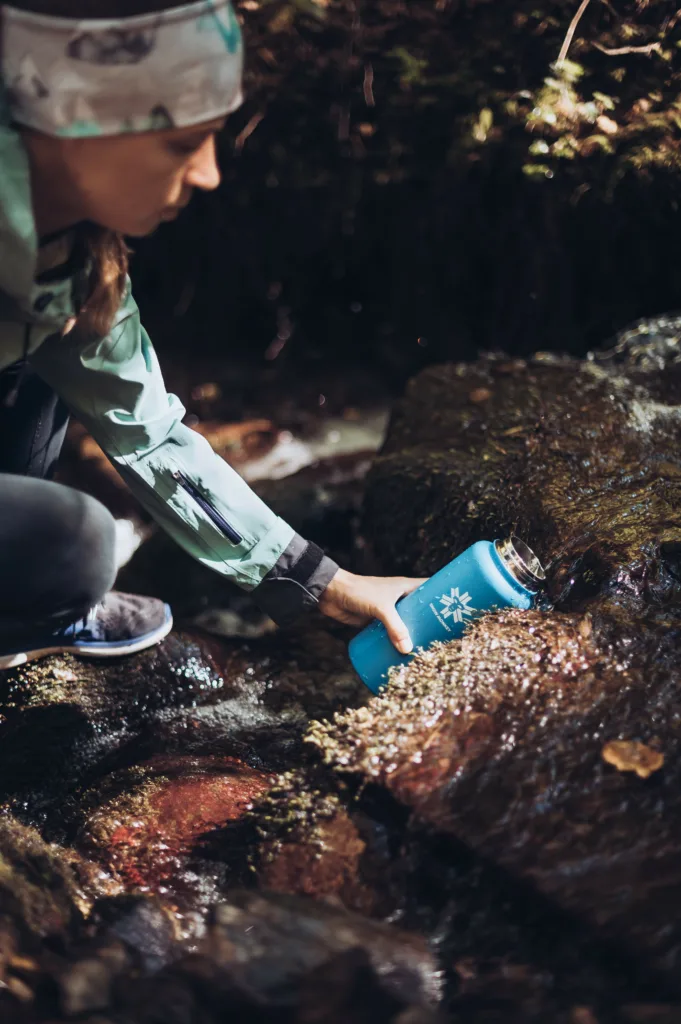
[24,116,226,237]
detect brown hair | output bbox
[8,0,177,335]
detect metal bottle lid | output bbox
[495,536,546,592]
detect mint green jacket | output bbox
[0,86,337,622]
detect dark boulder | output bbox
[76,755,272,914]
[0,623,364,830]
[305,321,681,1004]
[189,890,442,1013]
[309,607,681,977]
[364,316,681,615]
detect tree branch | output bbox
[363,63,375,107]
[593,41,663,56]
[557,0,592,64]
[235,112,265,152]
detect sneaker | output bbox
[0,592,173,669]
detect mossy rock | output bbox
[364,316,681,616]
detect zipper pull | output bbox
[172,470,243,545]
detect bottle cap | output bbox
[495,536,545,592]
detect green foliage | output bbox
[235,0,681,191]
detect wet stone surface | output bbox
[249,768,386,917]
[364,315,681,616]
[3,319,681,1019]
[0,620,371,946]
[294,318,681,1015]
[0,624,364,827]
[76,755,272,912]
[309,608,681,974]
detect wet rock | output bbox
[259,806,367,904]
[277,323,681,1006]
[247,770,440,929]
[77,755,272,912]
[0,812,128,1023]
[5,893,439,1024]
[0,864,443,1021]
[295,947,446,1024]
[252,770,378,913]
[87,895,179,973]
[0,624,363,830]
[364,316,681,614]
[0,815,116,949]
[54,940,129,1017]
[107,623,364,782]
[309,607,681,987]
[0,632,232,822]
[0,622,377,960]
[196,890,442,1011]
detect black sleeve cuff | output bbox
[252,534,339,628]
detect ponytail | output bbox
[78,225,130,337]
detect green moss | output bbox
[248,769,347,864]
[0,815,118,938]
[363,333,681,614]
[239,0,681,187]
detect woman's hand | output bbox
[318,568,428,654]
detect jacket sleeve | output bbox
[30,282,338,625]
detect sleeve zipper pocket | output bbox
[171,470,243,545]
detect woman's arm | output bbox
[30,282,422,643]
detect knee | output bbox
[0,476,118,623]
[22,479,117,614]
[65,490,118,610]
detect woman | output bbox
[0,0,424,668]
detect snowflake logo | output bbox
[438,588,476,624]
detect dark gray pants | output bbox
[0,365,116,639]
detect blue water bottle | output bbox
[349,537,545,693]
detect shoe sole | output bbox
[0,607,173,670]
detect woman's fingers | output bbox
[375,578,427,653]
[376,601,413,654]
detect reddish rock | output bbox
[78,756,272,902]
[250,771,384,915]
[0,624,364,827]
[259,809,369,904]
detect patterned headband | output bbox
[1,0,243,137]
